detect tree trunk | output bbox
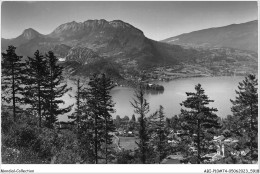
[197,99,201,164]
[140,95,146,164]
[159,117,162,164]
[12,62,16,122]
[50,66,54,128]
[197,119,201,164]
[77,79,80,137]
[105,116,108,164]
[250,103,253,163]
[38,81,41,127]
[95,114,98,164]
[141,114,146,164]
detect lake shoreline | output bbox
[110,76,245,120]
[60,76,245,122]
[116,74,244,89]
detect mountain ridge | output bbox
[162,20,258,52]
[2,19,144,40]
[1,19,258,76]
[1,19,146,62]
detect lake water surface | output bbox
[59,76,245,121]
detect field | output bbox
[118,136,139,150]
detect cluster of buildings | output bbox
[115,129,136,137]
[163,130,241,164]
[203,135,239,162]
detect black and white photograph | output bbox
[1,0,258,173]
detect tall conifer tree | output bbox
[87,74,103,163]
[130,84,150,164]
[1,45,25,122]
[69,78,85,136]
[98,74,116,164]
[44,51,72,128]
[180,84,221,164]
[230,74,258,163]
[87,73,116,164]
[22,50,48,127]
[149,105,168,163]
[69,78,96,163]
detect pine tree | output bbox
[22,50,48,127]
[149,105,168,163]
[44,51,72,128]
[1,45,25,122]
[68,78,85,136]
[180,84,221,164]
[230,74,258,163]
[87,73,116,164]
[87,74,103,163]
[114,115,121,129]
[75,78,83,135]
[98,74,116,164]
[128,114,136,131]
[131,114,136,122]
[78,100,96,164]
[78,122,96,163]
[130,84,150,164]
[171,115,180,132]
[70,78,96,163]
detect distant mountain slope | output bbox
[1,19,201,69]
[162,20,258,52]
[65,46,101,64]
[1,19,146,57]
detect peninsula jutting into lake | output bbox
[1,1,258,170]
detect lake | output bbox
[58,76,245,121]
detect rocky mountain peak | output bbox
[83,19,107,25]
[21,28,40,40]
[50,19,143,37]
[109,20,132,29]
[51,21,83,35]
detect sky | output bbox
[1,1,258,41]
